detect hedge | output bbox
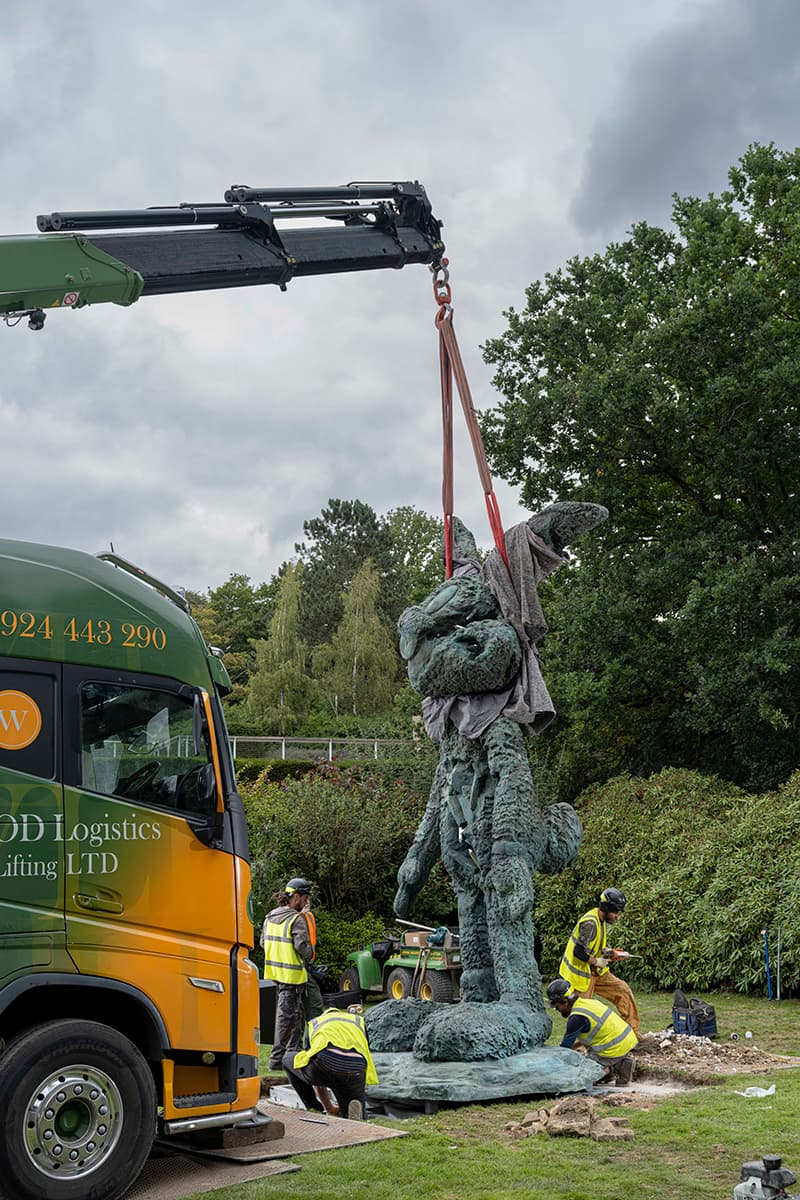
[535,767,800,995]
[233,758,317,785]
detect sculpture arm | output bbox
[393,760,445,918]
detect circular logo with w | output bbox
[0,690,43,750]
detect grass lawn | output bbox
[194,990,800,1200]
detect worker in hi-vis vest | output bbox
[559,886,640,1033]
[262,878,314,1070]
[547,978,638,1086]
[283,1005,378,1120]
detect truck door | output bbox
[0,657,65,985]
[61,665,239,1053]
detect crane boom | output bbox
[1,181,445,327]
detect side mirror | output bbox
[196,761,216,808]
[191,762,224,849]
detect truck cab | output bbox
[0,538,261,1200]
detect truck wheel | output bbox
[386,968,414,1000]
[339,967,361,993]
[0,1018,156,1200]
[418,972,454,1003]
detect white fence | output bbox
[228,736,418,762]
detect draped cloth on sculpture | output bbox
[422,523,566,741]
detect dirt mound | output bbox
[631,1029,787,1084]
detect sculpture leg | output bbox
[482,719,544,1010]
[441,806,498,1003]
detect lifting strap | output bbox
[432,261,510,578]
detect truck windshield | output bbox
[79,681,216,817]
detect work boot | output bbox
[614,1055,635,1086]
[347,1099,364,1121]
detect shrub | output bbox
[535,768,800,995]
[241,763,454,936]
[234,758,317,785]
[314,910,388,983]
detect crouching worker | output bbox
[283,1005,378,1120]
[547,979,638,1086]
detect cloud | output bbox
[571,0,800,235]
[0,0,774,592]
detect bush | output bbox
[234,758,317,785]
[314,910,388,983]
[535,767,800,995]
[241,762,454,935]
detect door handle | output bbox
[73,892,124,915]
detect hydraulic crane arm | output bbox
[0,182,445,328]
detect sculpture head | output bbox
[527,501,609,559]
[398,528,521,697]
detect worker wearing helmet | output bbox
[558,887,640,1034]
[262,878,315,1070]
[547,978,637,1085]
[283,1005,378,1120]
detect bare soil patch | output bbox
[630,1028,796,1085]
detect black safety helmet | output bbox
[285,877,313,896]
[599,887,627,913]
[546,979,573,1006]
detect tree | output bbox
[312,559,399,717]
[248,564,315,734]
[201,573,277,703]
[296,499,407,646]
[384,505,444,604]
[482,142,800,794]
[207,573,276,653]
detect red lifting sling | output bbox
[432,260,511,579]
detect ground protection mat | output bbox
[159,1100,407,1164]
[126,1146,298,1200]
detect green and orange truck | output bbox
[0,182,445,1200]
[0,541,264,1200]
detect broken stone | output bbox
[546,1095,594,1137]
[592,1119,635,1142]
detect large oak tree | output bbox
[482,143,800,793]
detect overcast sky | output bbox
[2,0,798,594]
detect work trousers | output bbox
[586,971,640,1035]
[269,983,306,1070]
[283,1048,367,1117]
[303,974,325,1021]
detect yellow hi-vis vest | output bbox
[570,997,638,1059]
[263,911,308,984]
[560,906,608,993]
[293,1009,378,1085]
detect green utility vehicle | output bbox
[339,923,462,1003]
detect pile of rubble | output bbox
[505,1093,636,1142]
[501,1027,791,1141]
[631,1029,782,1084]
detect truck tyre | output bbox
[0,1018,156,1200]
[339,967,362,993]
[417,972,454,1003]
[386,968,415,1000]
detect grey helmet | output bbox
[599,887,627,913]
[546,979,573,1006]
[285,877,313,896]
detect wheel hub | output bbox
[23,1064,123,1179]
